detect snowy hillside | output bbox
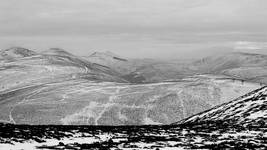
[177,86,267,127]
[0,74,261,125]
[0,47,126,92]
[0,87,266,149]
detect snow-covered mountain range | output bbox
[0,47,266,126]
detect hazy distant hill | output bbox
[192,52,267,84]
[192,52,267,72]
[0,47,37,61]
[41,48,77,57]
[86,51,133,74]
[86,51,194,83]
[87,51,267,84]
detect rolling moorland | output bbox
[0,47,266,149]
[0,47,265,125]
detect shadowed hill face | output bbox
[177,86,267,127]
[89,51,127,61]
[128,62,194,83]
[41,48,76,57]
[86,51,133,74]
[87,51,195,83]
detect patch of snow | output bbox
[144,117,161,125]
[247,111,266,119]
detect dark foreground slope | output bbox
[177,86,267,127]
[0,87,266,149]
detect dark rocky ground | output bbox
[0,121,266,150]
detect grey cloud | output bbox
[0,0,266,58]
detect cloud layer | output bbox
[0,0,266,58]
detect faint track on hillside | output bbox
[9,86,46,124]
[177,90,186,119]
[95,87,125,125]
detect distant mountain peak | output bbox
[3,47,27,51]
[0,47,37,58]
[49,48,67,52]
[42,48,74,57]
[231,51,267,56]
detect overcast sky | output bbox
[0,0,266,59]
